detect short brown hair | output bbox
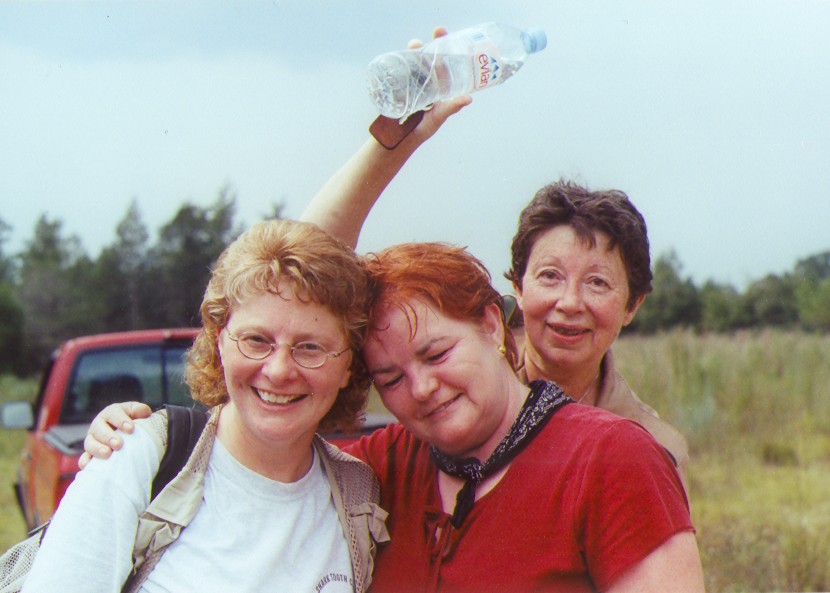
[505,180,652,310]
[185,219,372,432]
[364,242,519,370]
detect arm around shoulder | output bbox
[22,427,160,592]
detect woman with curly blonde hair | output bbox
[23,219,387,593]
[185,218,371,432]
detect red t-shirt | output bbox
[344,403,693,593]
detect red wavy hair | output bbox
[364,242,518,370]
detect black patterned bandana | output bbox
[430,380,572,528]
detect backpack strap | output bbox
[151,405,209,500]
[121,405,217,593]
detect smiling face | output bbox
[363,299,524,460]
[217,284,352,459]
[516,225,643,388]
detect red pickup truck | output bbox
[1,329,393,531]
[1,329,199,530]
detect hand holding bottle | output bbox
[368,26,472,149]
[368,22,547,120]
[402,27,472,146]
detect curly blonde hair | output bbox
[184,219,372,432]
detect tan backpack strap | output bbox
[314,437,389,593]
[121,406,220,593]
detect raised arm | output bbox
[301,96,470,248]
[300,27,471,248]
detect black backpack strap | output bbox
[150,405,209,500]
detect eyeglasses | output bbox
[225,331,350,369]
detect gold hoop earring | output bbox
[497,344,507,356]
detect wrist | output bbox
[368,111,425,150]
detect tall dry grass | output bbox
[614,329,830,592]
[0,375,34,552]
[1,330,828,590]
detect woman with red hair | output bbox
[349,241,702,592]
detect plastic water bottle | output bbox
[367,22,547,120]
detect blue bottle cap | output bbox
[522,28,547,54]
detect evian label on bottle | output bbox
[471,39,502,91]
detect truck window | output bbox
[60,343,192,424]
[164,345,192,406]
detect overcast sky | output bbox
[2,0,828,294]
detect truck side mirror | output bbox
[1,401,35,429]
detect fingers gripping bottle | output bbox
[367,22,547,121]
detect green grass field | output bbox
[613,329,830,592]
[2,330,829,591]
[0,375,33,552]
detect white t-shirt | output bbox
[22,421,354,593]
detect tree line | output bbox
[630,250,830,334]
[1,188,829,376]
[0,188,253,375]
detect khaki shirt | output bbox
[515,346,689,484]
